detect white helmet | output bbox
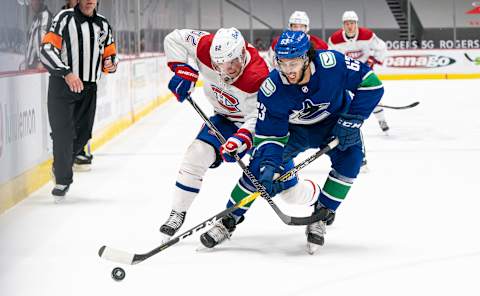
[342,11,359,23]
[288,11,310,32]
[210,27,246,64]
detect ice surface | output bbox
[1,79,479,296]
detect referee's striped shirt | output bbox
[40,5,118,82]
[26,7,52,69]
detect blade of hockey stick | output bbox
[377,101,419,110]
[186,96,338,225]
[99,192,261,265]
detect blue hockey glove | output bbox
[259,162,285,197]
[167,63,199,102]
[220,129,253,162]
[331,114,364,151]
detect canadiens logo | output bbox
[346,50,364,60]
[211,85,240,113]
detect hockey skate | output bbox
[378,120,390,133]
[52,184,70,203]
[199,214,238,249]
[159,210,186,244]
[306,205,335,254]
[73,151,93,172]
[360,158,369,173]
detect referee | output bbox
[40,0,118,200]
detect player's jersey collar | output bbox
[342,30,358,42]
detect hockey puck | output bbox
[111,267,125,281]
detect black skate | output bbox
[378,120,390,133]
[325,211,336,226]
[73,151,93,171]
[160,210,186,243]
[52,184,70,203]
[306,206,335,254]
[200,214,239,248]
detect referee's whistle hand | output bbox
[65,73,84,93]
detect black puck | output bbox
[111,267,126,281]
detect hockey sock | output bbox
[281,179,320,206]
[317,170,354,211]
[227,178,256,219]
[172,140,216,212]
[373,106,386,122]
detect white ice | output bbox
[1,79,479,296]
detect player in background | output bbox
[328,11,390,133]
[199,30,384,253]
[266,11,328,69]
[159,28,269,242]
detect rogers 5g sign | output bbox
[384,55,456,68]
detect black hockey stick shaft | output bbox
[464,53,474,62]
[98,192,260,265]
[99,137,336,265]
[377,101,420,110]
[186,96,338,226]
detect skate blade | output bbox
[306,242,320,255]
[73,164,91,172]
[360,165,370,174]
[159,233,172,245]
[195,245,213,252]
[53,195,66,204]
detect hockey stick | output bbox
[98,138,336,265]
[186,96,338,226]
[464,53,474,62]
[99,192,260,265]
[377,101,420,110]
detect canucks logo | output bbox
[289,99,330,124]
[211,85,240,113]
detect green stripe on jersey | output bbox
[323,176,352,200]
[359,71,382,88]
[253,134,289,148]
[231,184,256,208]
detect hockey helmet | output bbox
[210,27,246,64]
[288,11,310,32]
[275,30,311,60]
[210,27,247,83]
[342,11,359,23]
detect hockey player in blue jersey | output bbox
[199,30,384,253]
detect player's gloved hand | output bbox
[220,129,253,162]
[259,161,285,197]
[366,56,381,69]
[168,63,199,102]
[331,114,364,151]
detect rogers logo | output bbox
[384,55,455,68]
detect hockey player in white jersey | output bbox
[159,28,269,242]
[266,11,328,69]
[329,11,390,133]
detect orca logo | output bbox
[211,85,240,113]
[290,99,330,124]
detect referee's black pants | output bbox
[47,76,97,185]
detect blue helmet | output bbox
[274,30,311,60]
